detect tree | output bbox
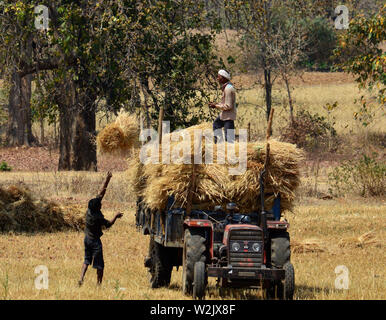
[334,4,385,126]
[1,0,222,170]
[266,15,310,126]
[127,0,222,131]
[0,1,42,146]
[224,0,325,129]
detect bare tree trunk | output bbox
[284,77,295,126]
[57,80,97,171]
[264,68,273,138]
[140,76,151,128]
[58,80,75,170]
[6,69,36,146]
[53,117,58,148]
[58,102,73,170]
[71,105,97,171]
[6,69,22,146]
[40,117,45,144]
[21,73,37,146]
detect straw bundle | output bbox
[126,120,304,213]
[97,111,140,155]
[291,238,327,253]
[338,231,379,248]
[0,185,85,233]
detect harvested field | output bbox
[0,186,384,300]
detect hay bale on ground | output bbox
[0,185,85,233]
[339,231,379,248]
[97,111,140,155]
[291,239,327,253]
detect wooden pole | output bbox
[157,106,165,233]
[185,163,196,217]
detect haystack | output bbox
[0,185,85,233]
[97,110,140,155]
[125,121,304,213]
[96,112,303,213]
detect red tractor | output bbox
[136,158,295,300]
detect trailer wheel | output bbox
[148,238,172,288]
[182,228,207,296]
[193,262,206,300]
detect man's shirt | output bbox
[217,82,236,121]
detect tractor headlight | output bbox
[252,242,262,253]
[231,242,240,252]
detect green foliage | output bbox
[281,109,338,152]
[334,4,385,106]
[0,161,12,172]
[299,16,337,71]
[328,153,386,197]
[1,0,222,132]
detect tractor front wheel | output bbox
[193,261,206,299]
[266,232,294,300]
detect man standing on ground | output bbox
[78,171,123,286]
[209,69,237,143]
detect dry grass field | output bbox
[0,170,384,300]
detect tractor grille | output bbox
[228,229,263,268]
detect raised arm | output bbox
[97,171,112,200]
[105,212,123,228]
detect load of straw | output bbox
[125,122,304,213]
[96,110,140,155]
[0,185,85,233]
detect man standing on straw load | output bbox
[209,69,237,143]
[78,171,123,286]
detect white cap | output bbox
[218,69,231,80]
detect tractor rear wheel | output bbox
[148,238,172,288]
[182,228,207,296]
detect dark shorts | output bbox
[84,236,104,270]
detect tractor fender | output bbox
[183,219,214,259]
